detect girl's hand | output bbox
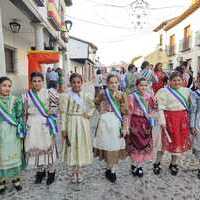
[83,112,90,119]
[51,137,56,146]
[145,128,152,135]
[161,124,167,131]
[61,131,67,144]
[122,129,129,137]
[191,128,198,136]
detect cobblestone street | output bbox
[1,82,200,200]
[2,154,200,200]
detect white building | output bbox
[68,36,98,82]
[154,0,200,76]
[0,0,72,94]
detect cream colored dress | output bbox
[60,90,95,167]
[23,88,57,166]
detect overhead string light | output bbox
[129,0,149,29]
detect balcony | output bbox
[33,0,45,7]
[195,31,200,46]
[166,45,176,57]
[48,0,61,31]
[179,37,192,52]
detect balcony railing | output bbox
[166,45,176,56]
[179,37,192,52]
[195,31,200,46]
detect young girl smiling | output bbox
[94,74,128,183]
[0,76,25,193]
[60,73,94,183]
[126,78,156,177]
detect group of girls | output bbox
[0,70,200,194]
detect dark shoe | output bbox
[105,169,111,177]
[35,170,46,184]
[169,164,179,176]
[0,181,6,194]
[110,172,117,183]
[136,167,144,178]
[131,165,138,176]
[105,169,116,183]
[46,171,56,185]
[153,163,161,175]
[12,179,22,191]
[105,169,111,181]
[197,169,200,179]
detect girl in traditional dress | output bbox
[60,73,94,183]
[0,77,26,193]
[190,72,200,179]
[153,72,191,176]
[152,63,167,94]
[24,72,58,185]
[126,78,156,177]
[94,74,128,183]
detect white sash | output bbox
[68,90,86,111]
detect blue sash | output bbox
[68,90,86,111]
[0,97,26,138]
[133,92,156,127]
[166,87,189,110]
[104,88,123,122]
[28,90,58,136]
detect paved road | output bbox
[1,154,200,200]
[2,83,200,200]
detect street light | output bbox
[129,0,149,29]
[65,20,72,32]
[9,19,21,33]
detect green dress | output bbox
[0,95,25,179]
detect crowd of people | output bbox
[0,60,200,194]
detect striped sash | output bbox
[0,97,25,138]
[166,87,189,110]
[105,88,123,122]
[28,90,58,136]
[133,92,156,127]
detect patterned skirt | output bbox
[126,114,153,162]
[162,110,191,153]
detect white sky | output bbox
[67,0,191,65]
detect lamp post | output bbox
[129,0,149,29]
[65,20,72,32]
[9,19,21,33]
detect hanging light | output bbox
[129,0,149,29]
[9,19,21,33]
[65,20,73,32]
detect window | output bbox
[183,25,191,50]
[4,46,16,73]
[169,34,176,56]
[159,34,163,46]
